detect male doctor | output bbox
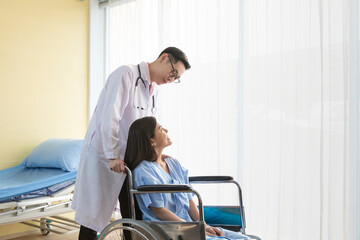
[72,47,191,240]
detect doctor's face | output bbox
[158,57,186,85]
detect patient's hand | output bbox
[109,159,126,173]
[205,225,223,237]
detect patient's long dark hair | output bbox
[124,116,158,170]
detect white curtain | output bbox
[103,0,360,239]
[108,0,242,206]
[243,0,359,239]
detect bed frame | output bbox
[0,184,79,239]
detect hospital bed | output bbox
[99,167,261,240]
[0,139,83,238]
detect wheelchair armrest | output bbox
[137,184,191,192]
[189,176,234,182]
[133,185,205,222]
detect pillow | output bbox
[21,139,83,172]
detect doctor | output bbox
[72,47,191,240]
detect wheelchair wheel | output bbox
[98,219,170,240]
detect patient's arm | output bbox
[188,198,200,221]
[149,206,185,222]
[188,198,224,237]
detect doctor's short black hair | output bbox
[158,47,191,70]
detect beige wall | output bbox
[0,0,88,170]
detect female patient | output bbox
[124,116,251,240]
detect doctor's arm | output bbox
[100,69,131,173]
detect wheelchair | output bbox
[99,167,260,240]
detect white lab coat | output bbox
[72,62,158,233]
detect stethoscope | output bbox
[133,64,155,112]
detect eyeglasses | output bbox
[168,57,181,83]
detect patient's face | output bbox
[152,123,172,149]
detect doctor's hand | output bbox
[109,159,126,173]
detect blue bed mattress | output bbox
[0,165,77,202]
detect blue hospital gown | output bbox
[132,157,194,222]
[132,158,252,240]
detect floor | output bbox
[7,230,121,240]
[7,231,79,240]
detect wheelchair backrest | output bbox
[119,172,142,220]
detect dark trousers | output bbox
[78,225,97,240]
